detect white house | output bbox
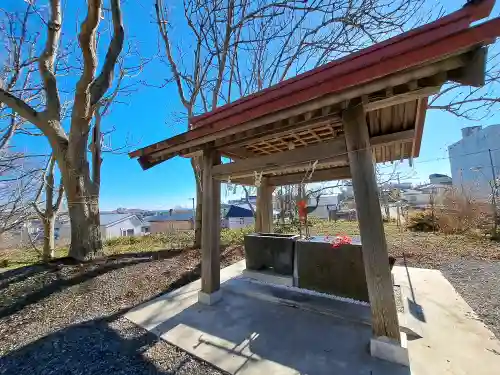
[223,205,255,229]
[100,213,144,239]
[401,183,451,209]
[307,194,339,219]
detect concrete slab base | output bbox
[198,290,222,305]
[393,265,500,375]
[125,260,500,375]
[242,269,293,287]
[127,280,407,375]
[370,333,409,367]
[229,276,371,325]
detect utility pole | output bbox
[488,149,498,236]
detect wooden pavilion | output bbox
[130,0,500,346]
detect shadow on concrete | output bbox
[403,252,426,323]
[145,280,411,375]
[0,248,186,319]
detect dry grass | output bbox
[310,220,500,268]
[0,227,254,270]
[1,221,498,270]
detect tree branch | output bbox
[155,0,190,109]
[53,177,65,212]
[72,0,101,123]
[0,88,40,127]
[38,0,62,118]
[90,0,125,105]
[92,103,102,190]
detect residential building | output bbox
[307,194,339,219]
[223,205,255,229]
[19,213,145,243]
[100,213,144,239]
[227,195,257,206]
[145,210,194,234]
[400,179,452,209]
[449,125,500,201]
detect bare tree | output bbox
[0,150,43,237]
[0,0,125,260]
[32,155,64,261]
[0,4,43,149]
[155,0,424,246]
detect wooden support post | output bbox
[260,178,273,233]
[255,184,263,233]
[342,105,400,342]
[267,185,274,233]
[200,148,221,299]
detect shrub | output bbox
[221,227,254,245]
[437,189,493,234]
[406,210,439,232]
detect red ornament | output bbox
[331,235,352,248]
[297,200,307,220]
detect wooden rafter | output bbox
[213,129,414,180]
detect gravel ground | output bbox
[0,246,244,375]
[1,244,499,374]
[440,259,500,339]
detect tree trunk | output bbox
[60,154,103,261]
[192,158,202,248]
[42,217,55,262]
[66,190,103,260]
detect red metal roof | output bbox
[190,0,495,129]
[130,0,498,161]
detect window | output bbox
[121,229,134,237]
[239,218,245,224]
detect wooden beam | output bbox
[371,129,415,146]
[255,184,263,232]
[228,162,349,185]
[212,137,347,180]
[217,157,349,181]
[201,148,221,295]
[364,86,441,112]
[221,113,341,152]
[257,177,273,233]
[411,98,428,158]
[213,129,414,180]
[343,105,400,342]
[266,166,351,186]
[448,47,487,87]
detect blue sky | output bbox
[6,0,500,210]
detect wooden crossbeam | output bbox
[212,138,347,180]
[213,130,414,180]
[364,86,441,112]
[267,167,351,186]
[371,129,414,146]
[220,157,349,182]
[231,167,351,186]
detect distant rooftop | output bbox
[225,205,253,218]
[144,210,194,222]
[100,213,137,226]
